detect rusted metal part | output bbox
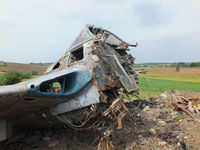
[102,97,124,117]
[116,42,138,50]
[117,115,122,130]
[102,97,129,130]
[116,103,129,130]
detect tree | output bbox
[176,65,180,72]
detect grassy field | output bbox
[138,67,200,98]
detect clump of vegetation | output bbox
[174,113,184,122]
[29,70,38,75]
[0,61,7,66]
[0,70,38,85]
[190,62,200,67]
[30,62,52,66]
[20,70,38,79]
[0,70,23,85]
[176,65,180,72]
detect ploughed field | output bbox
[0,62,48,74]
[139,67,200,98]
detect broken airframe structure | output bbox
[0,25,139,141]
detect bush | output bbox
[21,71,32,79]
[0,70,23,85]
[0,70,38,86]
[0,61,7,66]
[191,62,200,67]
[30,70,38,75]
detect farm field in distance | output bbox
[0,62,49,74]
[139,67,200,98]
[0,62,50,85]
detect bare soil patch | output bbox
[147,67,200,74]
[0,62,48,74]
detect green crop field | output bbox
[139,78,200,98]
[138,67,200,98]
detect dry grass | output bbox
[145,67,200,82]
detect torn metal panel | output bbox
[106,55,137,92]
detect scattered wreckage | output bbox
[0,25,139,141]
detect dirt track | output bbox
[1,90,200,150]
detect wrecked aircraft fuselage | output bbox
[0,25,139,141]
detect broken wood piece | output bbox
[188,101,194,113]
[172,102,196,120]
[190,95,199,101]
[197,104,200,111]
[177,100,187,105]
[117,115,122,130]
[102,97,124,117]
[188,101,193,108]
[102,97,129,130]
[181,97,189,102]
[193,106,200,114]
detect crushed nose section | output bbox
[48,25,139,130]
[46,24,139,101]
[0,25,139,133]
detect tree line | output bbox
[170,62,200,67]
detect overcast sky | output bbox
[0,0,200,63]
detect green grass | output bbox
[0,61,7,66]
[139,77,200,98]
[174,113,184,122]
[145,74,200,83]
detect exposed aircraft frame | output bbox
[0,25,139,141]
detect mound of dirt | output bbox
[1,90,200,150]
